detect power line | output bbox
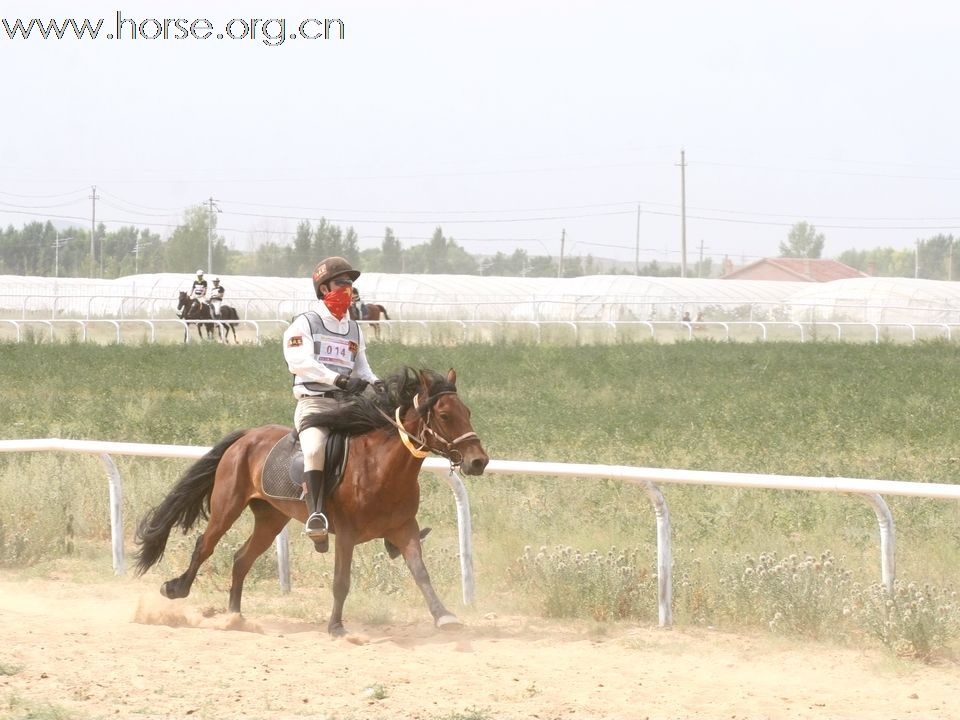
[0,187,89,199]
[222,208,636,225]
[217,197,638,215]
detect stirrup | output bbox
[304,512,329,537]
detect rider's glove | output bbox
[373,381,386,396]
[335,374,368,394]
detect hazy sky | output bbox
[3,1,960,270]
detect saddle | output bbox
[260,430,349,501]
[260,427,431,560]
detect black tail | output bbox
[378,305,389,320]
[133,430,247,575]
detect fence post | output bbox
[642,480,672,626]
[860,493,896,593]
[275,525,291,593]
[99,453,125,575]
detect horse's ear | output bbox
[447,368,457,387]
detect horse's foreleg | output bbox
[391,524,461,630]
[328,535,355,637]
[228,501,289,613]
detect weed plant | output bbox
[2,340,960,660]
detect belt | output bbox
[298,392,335,399]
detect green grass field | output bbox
[1,340,959,658]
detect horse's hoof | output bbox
[436,614,463,631]
[329,623,347,638]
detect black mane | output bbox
[299,367,455,436]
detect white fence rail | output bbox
[6,292,960,326]
[3,318,960,345]
[3,438,960,626]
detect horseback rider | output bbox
[348,288,361,321]
[281,256,383,552]
[190,269,208,310]
[209,277,224,319]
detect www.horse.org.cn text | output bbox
[1,13,346,46]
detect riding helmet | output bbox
[312,257,360,298]
[196,269,205,276]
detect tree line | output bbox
[2,207,957,280]
[780,220,960,280]
[0,205,603,279]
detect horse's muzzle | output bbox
[461,453,489,476]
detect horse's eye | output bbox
[438,412,450,423]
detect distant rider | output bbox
[190,269,208,308]
[281,256,382,552]
[209,277,224,319]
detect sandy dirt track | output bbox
[1,573,958,720]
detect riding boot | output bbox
[302,469,329,553]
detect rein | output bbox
[379,390,479,468]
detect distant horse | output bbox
[176,291,239,343]
[362,303,389,321]
[350,298,390,338]
[177,291,216,341]
[133,367,488,636]
[212,303,240,343]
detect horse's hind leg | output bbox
[389,523,461,630]
[161,534,207,599]
[160,494,248,601]
[228,501,289,613]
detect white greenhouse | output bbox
[2,272,960,325]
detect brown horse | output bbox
[362,303,389,321]
[133,367,488,636]
[350,299,389,338]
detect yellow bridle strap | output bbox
[395,406,430,459]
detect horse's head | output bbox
[413,368,489,476]
[177,291,189,315]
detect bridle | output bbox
[389,390,479,468]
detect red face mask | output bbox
[323,286,353,320]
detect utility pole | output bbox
[949,240,954,282]
[697,239,705,278]
[678,149,687,278]
[89,185,99,277]
[915,239,920,279]
[635,203,641,275]
[54,230,72,278]
[558,228,566,278]
[207,196,219,274]
[134,235,143,275]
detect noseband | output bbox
[393,391,479,468]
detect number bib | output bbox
[316,337,356,366]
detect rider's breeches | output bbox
[294,397,336,471]
[211,300,221,318]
